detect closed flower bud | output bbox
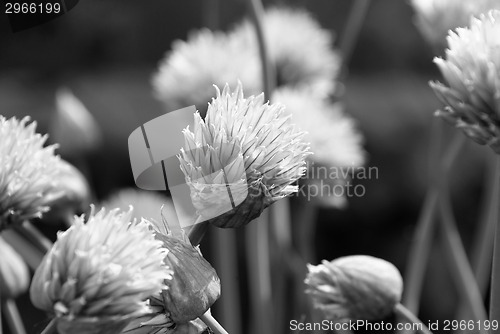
[305,255,403,321]
[0,236,30,298]
[30,207,171,334]
[430,10,500,154]
[154,225,220,324]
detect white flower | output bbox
[411,0,500,48]
[0,116,68,230]
[178,83,311,227]
[30,207,171,334]
[430,10,500,153]
[152,29,260,111]
[235,7,341,96]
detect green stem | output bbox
[402,133,465,313]
[394,303,433,334]
[200,311,229,334]
[489,156,500,323]
[339,0,371,77]
[2,300,26,334]
[438,194,488,332]
[246,0,274,99]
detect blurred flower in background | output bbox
[179,83,311,228]
[273,87,364,207]
[153,29,260,111]
[235,7,341,96]
[0,236,30,298]
[411,0,500,49]
[30,207,171,334]
[50,88,103,157]
[305,255,403,322]
[430,10,500,154]
[0,116,69,231]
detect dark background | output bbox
[0,0,491,333]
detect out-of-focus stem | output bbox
[187,220,209,246]
[211,228,242,333]
[394,303,433,334]
[200,311,229,334]
[455,153,497,324]
[3,300,26,334]
[339,0,371,75]
[14,221,52,253]
[438,195,488,332]
[245,213,274,334]
[202,0,220,30]
[246,0,274,99]
[402,133,465,313]
[489,156,500,324]
[40,319,57,334]
[1,229,44,270]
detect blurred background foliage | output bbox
[0,0,491,332]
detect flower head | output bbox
[305,255,403,322]
[179,83,311,228]
[153,29,260,112]
[235,7,341,95]
[0,116,69,231]
[30,207,171,334]
[411,0,500,48]
[430,10,500,153]
[0,236,30,298]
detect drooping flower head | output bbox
[305,255,403,322]
[153,29,260,112]
[411,0,500,49]
[235,7,341,95]
[430,10,500,153]
[178,83,311,228]
[30,207,171,334]
[0,116,68,231]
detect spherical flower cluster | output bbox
[235,7,341,96]
[153,7,341,111]
[430,10,500,153]
[411,0,500,48]
[30,207,171,334]
[153,29,260,111]
[0,116,68,231]
[305,255,403,322]
[178,83,311,227]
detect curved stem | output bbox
[394,303,433,334]
[14,221,52,253]
[246,0,274,99]
[200,311,229,334]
